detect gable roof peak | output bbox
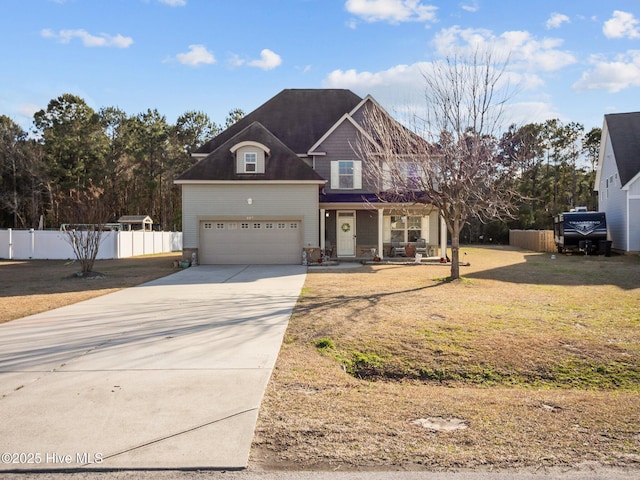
[176,120,324,183]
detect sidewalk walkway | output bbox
[0,265,306,471]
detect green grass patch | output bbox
[314,337,335,350]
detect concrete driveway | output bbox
[0,264,306,471]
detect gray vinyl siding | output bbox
[630,178,640,251]
[598,132,628,250]
[181,183,319,249]
[630,198,640,251]
[313,121,377,193]
[350,100,371,126]
[356,210,378,244]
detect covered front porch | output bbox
[318,199,447,261]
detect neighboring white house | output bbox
[595,112,640,253]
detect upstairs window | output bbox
[330,160,362,190]
[244,152,257,173]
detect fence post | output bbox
[8,228,13,260]
[29,228,34,259]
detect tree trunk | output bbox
[450,219,461,280]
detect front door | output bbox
[336,211,356,256]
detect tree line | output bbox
[0,93,243,230]
[467,119,601,243]
[1,93,600,236]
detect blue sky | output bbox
[1,0,639,134]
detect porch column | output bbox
[320,209,326,251]
[377,208,384,259]
[440,214,447,259]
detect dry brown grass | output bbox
[0,253,181,323]
[253,246,640,471]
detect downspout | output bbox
[320,209,326,251]
[377,208,384,259]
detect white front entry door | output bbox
[336,211,356,256]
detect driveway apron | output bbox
[0,264,306,470]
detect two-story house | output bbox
[175,89,446,264]
[595,112,640,253]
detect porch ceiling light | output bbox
[247,198,253,205]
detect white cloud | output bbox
[345,0,437,24]
[158,0,186,6]
[603,10,640,39]
[247,49,282,70]
[433,26,576,72]
[460,1,479,13]
[546,13,570,30]
[324,63,558,129]
[573,51,640,92]
[325,62,426,89]
[40,28,133,48]
[175,44,215,66]
[230,49,282,70]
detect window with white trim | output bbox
[330,160,362,190]
[389,215,422,242]
[244,152,257,173]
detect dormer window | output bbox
[244,152,257,172]
[231,141,270,175]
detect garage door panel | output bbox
[200,221,302,264]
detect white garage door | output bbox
[199,220,302,264]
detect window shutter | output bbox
[330,161,339,189]
[353,161,362,189]
[383,215,391,243]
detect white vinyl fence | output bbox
[0,229,182,260]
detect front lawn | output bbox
[253,247,640,471]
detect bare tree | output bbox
[61,186,109,277]
[358,50,519,280]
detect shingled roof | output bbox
[605,112,640,187]
[176,121,325,182]
[193,89,363,155]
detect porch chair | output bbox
[390,240,405,257]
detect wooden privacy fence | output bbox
[0,229,182,260]
[509,230,555,253]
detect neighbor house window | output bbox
[331,160,362,190]
[244,152,257,172]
